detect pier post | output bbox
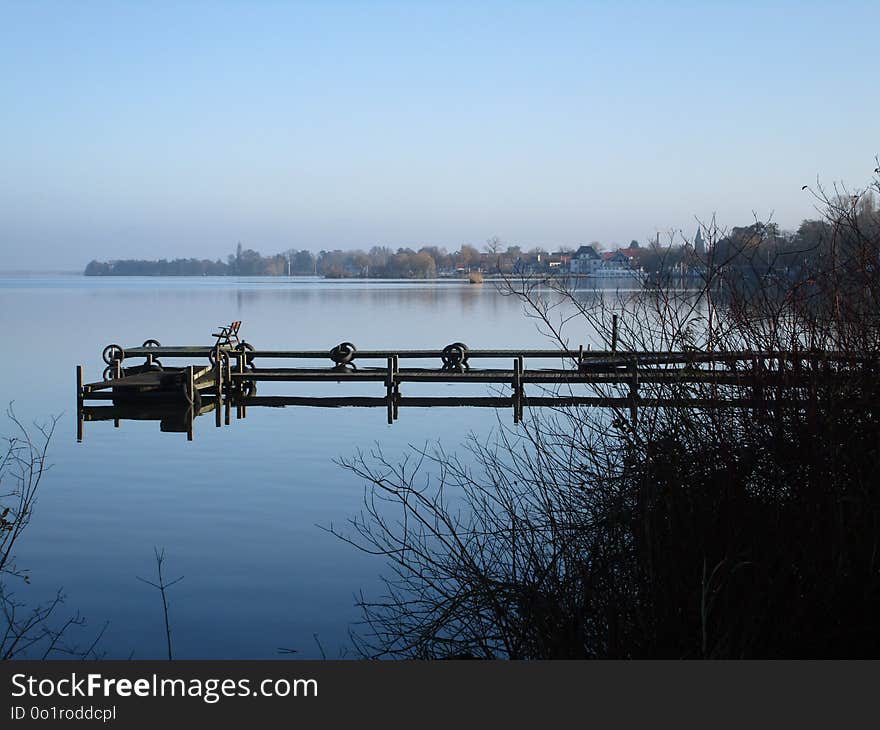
[392,354,400,420]
[76,365,84,443]
[187,366,195,405]
[752,356,765,403]
[513,356,524,423]
[386,356,394,425]
[611,314,619,353]
[187,365,195,441]
[518,355,524,422]
[215,355,223,428]
[236,353,246,419]
[628,356,639,428]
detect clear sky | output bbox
[1,1,877,269]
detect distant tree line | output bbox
[83,196,879,280]
[84,258,231,276]
[652,193,878,279]
[85,242,492,278]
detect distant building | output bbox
[569,245,602,274]
[588,249,645,279]
[615,246,648,268]
[603,251,632,267]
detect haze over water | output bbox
[2,2,877,270]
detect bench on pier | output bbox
[212,320,242,348]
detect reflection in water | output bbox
[77,395,599,441]
[226,278,503,320]
[80,401,215,441]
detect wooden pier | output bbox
[76,335,879,441]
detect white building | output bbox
[569,245,603,274]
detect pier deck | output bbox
[76,336,879,440]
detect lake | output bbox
[1,274,606,659]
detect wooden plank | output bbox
[85,365,213,391]
[113,345,875,367]
[85,364,844,393]
[123,346,216,358]
[223,367,829,386]
[231,395,874,410]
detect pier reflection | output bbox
[78,400,219,441]
[76,390,800,442]
[77,394,543,442]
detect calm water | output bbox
[1,274,585,658]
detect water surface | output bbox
[2,275,581,658]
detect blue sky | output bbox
[1,1,877,269]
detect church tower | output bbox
[694,228,706,257]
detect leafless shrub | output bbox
[1,407,106,660]
[137,547,183,661]
[334,162,880,658]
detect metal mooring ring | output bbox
[236,341,256,368]
[330,341,357,366]
[441,342,469,370]
[142,340,161,367]
[102,344,125,364]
